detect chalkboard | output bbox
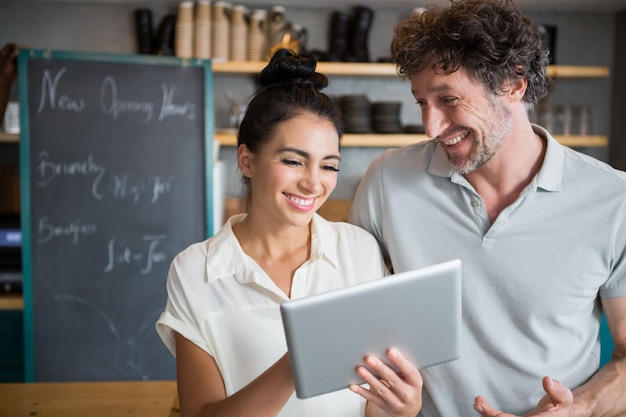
[18,49,214,382]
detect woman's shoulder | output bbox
[170,238,211,269]
[172,214,245,265]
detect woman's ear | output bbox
[237,144,253,178]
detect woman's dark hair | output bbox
[237,48,343,155]
[390,0,552,109]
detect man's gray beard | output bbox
[449,98,513,175]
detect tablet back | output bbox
[280,259,462,399]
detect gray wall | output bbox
[0,1,617,199]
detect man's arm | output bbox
[474,296,626,417]
[572,295,626,417]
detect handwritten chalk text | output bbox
[37,68,86,114]
[37,216,98,245]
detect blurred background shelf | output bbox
[213,62,610,78]
[1,63,609,147]
[214,130,608,148]
[0,133,19,143]
[4,131,608,148]
[0,294,22,310]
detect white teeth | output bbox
[287,195,314,206]
[443,131,468,146]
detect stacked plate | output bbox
[340,95,372,133]
[404,124,426,134]
[371,101,402,133]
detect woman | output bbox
[156,49,422,417]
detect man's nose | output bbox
[422,106,447,139]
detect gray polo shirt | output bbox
[349,125,626,417]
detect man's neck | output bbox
[464,123,546,223]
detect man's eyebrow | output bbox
[412,83,453,97]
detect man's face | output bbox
[410,67,513,174]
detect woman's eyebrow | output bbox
[277,147,341,162]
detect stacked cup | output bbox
[248,9,267,61]
[230,5,248,61]
[212,1,231,61]
[175,1,194,58]
[267,6,287,58]
[194,0,212,59]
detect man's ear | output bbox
[237,144,253,178]
[507,69,528,103]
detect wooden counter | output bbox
[0,380,179,417]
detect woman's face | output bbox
[239,112,340,229]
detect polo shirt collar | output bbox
[427,124,563,192]
[532,124,563,192]
[204,213,339,285]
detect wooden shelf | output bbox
[0,132,18,143]
[212,61,400,76]
[4,131,609,148]
[214,131,432,147]
[3,60,610,148]
[215,131,608,148]
[212,61,610,78]
[553,135,608,147]
[0,294,23,310]
[547,66,610,78]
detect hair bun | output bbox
[259,48,328,91]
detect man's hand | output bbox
[474,376,573,417]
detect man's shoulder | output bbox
[374,139,439,168]
[562,146,626,186]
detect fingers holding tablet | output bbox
[350,348,424,416]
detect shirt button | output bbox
[472,199,481,207]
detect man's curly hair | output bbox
[391,0,552,109]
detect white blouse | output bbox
[156,213,387,417]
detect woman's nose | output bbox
[299,167,323,195]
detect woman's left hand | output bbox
[349,348,423,417]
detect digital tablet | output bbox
[280,259,462,399]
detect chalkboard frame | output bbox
[17,49,215,382]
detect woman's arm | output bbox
[175,332,296,417]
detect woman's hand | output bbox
[349,348,423,417]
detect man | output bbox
[349,1,626,416]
